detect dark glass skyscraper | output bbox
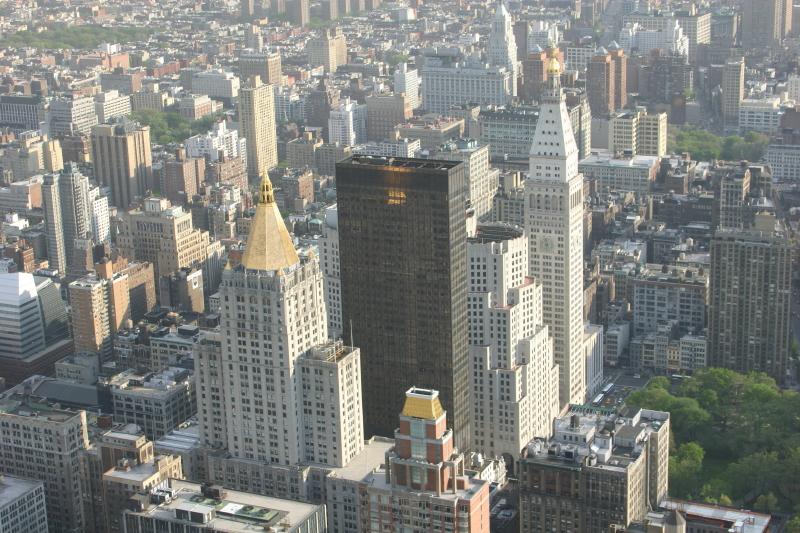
[336,156,469,446]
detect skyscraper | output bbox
[239,52,282,86]
[198,175,364,468]
[741,0,785,49]
[58,164,91,269]
[393,63,420,110]
[307,28,347,73]
[468,224,559,468]
[91,119,153,209]
[239,77,278,179]
[722,57,745,130]
[524,49,587,407]
[337,155,470,446]
[708,213,792,383]
[41,172,66,275]
[488,0,519,97]
[587,47,615,117]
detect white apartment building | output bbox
[525,55,588,407]
[421,62,514,114]
[579,152,660,194]
[185,120,247,163]
[468,224,560,464]
[738,97,783,135]
[317,204,342,338]
[433,138,498,220]
[564,46,595,72]
[527,20,561,53]
[191,71,240,100]
[766,143,800,181]
[394,63,420,110]
[352,137,421,158]
[328,98,367,146]
[95,90,132,124]
[619,20,689,57]
[89,186,111,243]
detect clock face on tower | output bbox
[541,235,555,254]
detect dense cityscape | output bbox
[0,0,798,531]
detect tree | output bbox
[670,442,705,498]
[786,515,800,533]
[753,492,780,514]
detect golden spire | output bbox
[547,46,561,75]
[259,173,276,204]
[239,172,300,272]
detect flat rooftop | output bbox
[0,393,80,423]
[0,475,42,506]
[341,155,462,171]
[132,479,323,532]
[324,437,395,482]
[661,499,770,533]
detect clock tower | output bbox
[524,47,587,407]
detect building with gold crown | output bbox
[325,387,491,533]
[525,48,592,407]
[196,175,365,481]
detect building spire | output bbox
[259,173,276,204]
[239,171,300,272]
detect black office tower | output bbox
[336,156,469,447]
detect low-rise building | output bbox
[580,151,660,194]
[108,367,195,440]
[123,479,328,533]
[519,407,670,533]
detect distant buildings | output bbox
[308,28,347,73]
[239,77,278,178]
[91,119,153,209]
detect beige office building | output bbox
[307,28,347,73]
[239,52,282,86]
[115,197,212,283]
[365,93,412,142]
[239,77,278,178]
[722,58,745,130]
[91,120,153,209]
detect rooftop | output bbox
[0,475,42,506]
[129,479,323,532]
[661,498,770,533]
[0,393,81,423]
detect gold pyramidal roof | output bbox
[401,387,444,420]
[240,174,300,272]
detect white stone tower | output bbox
[524,49,586,407]
[468,224,560,468]
[488,0,519,97]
